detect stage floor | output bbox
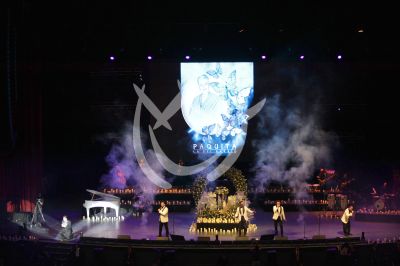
[15,201,400,243]
[79,212,400,241]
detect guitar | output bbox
[340,178,355,189]
[317,174,336,185]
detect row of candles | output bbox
[357,209,400,215]
[119,200,192,206]
[319,212,342,219]
[248,187,342,193]
[366,237,400,244]
[264,199,329,205]
[103,188,192,195]
[152,200,191,206]
[104,187,345,195]
[189,223,257,234]
[197,217,240,224]
[0,234,37,241]
[83,216,125,222]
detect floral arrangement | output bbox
[215,186,229,195]
[192,176,207,205]
[223,167,247,196]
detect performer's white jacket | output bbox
[158,206,169,223]
[235,206,254,221]
[61,218,69,228]
[272,205,286,221]
[341,208,353,224]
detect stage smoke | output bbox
[190,147,219,190]
[296,213,305,223]
[100,124,165,224]
[252,95,336,199]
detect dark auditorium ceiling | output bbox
[6,0,397,62]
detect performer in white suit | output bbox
[272,201,286,236]
[341,204,354,236]
[158,201,169,237]
[235,200,254,236]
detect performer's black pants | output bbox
[343,221,351,236]
[60,228,72,240]
[238,217,248,236]
[159,222,169,237]
[274,217,283,236]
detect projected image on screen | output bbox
[180,62,254,155]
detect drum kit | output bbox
[327,194,348,210]
[372,193,395,211]
[327,194,335,209]
[339,194,348,210]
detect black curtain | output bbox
[0,2,43,213]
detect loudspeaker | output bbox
[117,235,131,239]
[235,236,249,241]
[260,234,275,241]
[197,236,210,241]
[312,235,326,239]
[170,234,185,241]
[156,236,170,241]
[274,236,288,240]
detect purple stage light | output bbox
[300,55,305,60]
[261,55,266,60]
[147,56,152,60]
[185,55,190,60]
[337,55,342,60]
[110,56,115,61]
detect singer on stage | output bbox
[158,201,169,237]
[272,200,286,236]
[235,200,254,236]
[341,204,354,236]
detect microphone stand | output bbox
[171,205,175,234]
[318,213,321,236]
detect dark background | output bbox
[1,0,399,205]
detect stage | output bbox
[59,212,400,242]
[10,197,399,243]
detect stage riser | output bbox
[355,213,400,223]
